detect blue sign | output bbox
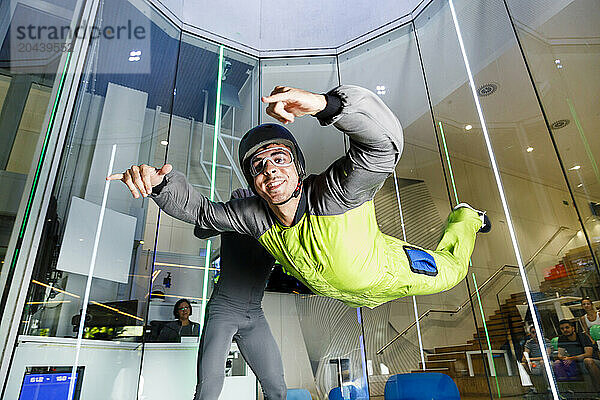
[19,372,79,400]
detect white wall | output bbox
[173,0,421,52]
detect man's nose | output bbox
[263,159,278,174]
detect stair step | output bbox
[489,314,521,321]
[434,344,477,354]
[419,359,457,370]
[427,352,468,361]
[476,320,524,330]
[474,325,523,337]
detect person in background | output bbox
[521,325,551,375]
[554,319,600,390]
[158,298,200,342]
[579,298,600,337]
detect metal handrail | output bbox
[376,226,569,355]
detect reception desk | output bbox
[6,335,256,400]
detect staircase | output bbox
[408,292,528,399]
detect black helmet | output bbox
[238,123,306,193]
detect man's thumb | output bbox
[157,164,173,176]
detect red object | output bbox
[545,263,566,281]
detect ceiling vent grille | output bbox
[477,82,498,97]
[551,119,570,130]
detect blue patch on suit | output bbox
[403,246,438,276]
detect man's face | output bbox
[252,144,299,205]
[529,327,536,338]
[559,323,574,336]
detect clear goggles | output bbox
[249,146,294,177]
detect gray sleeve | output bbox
[316,85,404,204]
[193,188,255,239]
[150,170,261,237]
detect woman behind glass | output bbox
[158,299,200,342]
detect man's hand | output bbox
[262,86,327,124]
[106,164,172,198]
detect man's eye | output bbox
[273,156,286,164]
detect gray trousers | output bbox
[193,301,286,400]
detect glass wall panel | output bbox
[3,0,181,398]
[417,0,599,398]
[0,0,79,316]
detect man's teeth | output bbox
[267,180,284,189]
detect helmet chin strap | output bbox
[272,180,303,206]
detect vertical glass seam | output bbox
[391,171,426,369]
[411,21,455,208]
[200,45,225,329]
[472,273,501,398]
[68,144,117,399]
[438,122,459,204]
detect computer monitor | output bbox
[19,366,84,400]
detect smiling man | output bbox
[109,85,490,308]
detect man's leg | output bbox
[235,311,286,399]
[582,358,600,390]
[194,306,239,400]
[391,206,482,297]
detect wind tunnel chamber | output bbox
[0,0,598,399]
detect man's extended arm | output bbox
[314,85,404,204]
[318,85,403,173]
[150,170,261,237]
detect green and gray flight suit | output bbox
[151,85,482,308]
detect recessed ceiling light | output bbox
[557,64,563,69]
[464,124,473,131]
[376,85,386,95]
[526,147,534,152]
[577,183,583,188]
[554,59,561,64]
[160,140,168,146]
[569,165,581,170]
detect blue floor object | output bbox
[384,373,460,400]
[328,385,368,400]
[287,388,312,400]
